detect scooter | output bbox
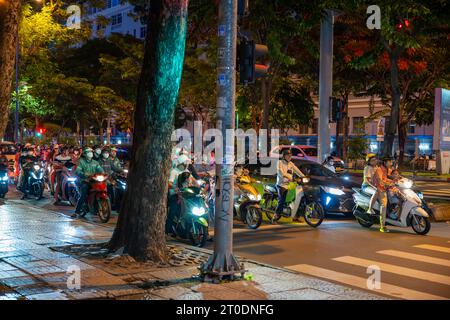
[352,178,431,235]
[0,165,9,198]
[167,171,209,247]
[234,167,262,229]
[21,161,44,200]
[111,170,127,211]
[261,176,325,227]
[55,161,80,206]
[77,173,111,223]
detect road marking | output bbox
[286,264,447,300]
[332,256,450,286]
[414,244,450,254]
[377,250,450,267]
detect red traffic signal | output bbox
[37,128,46,134]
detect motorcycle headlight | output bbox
[247,194,261,201]
[1,175,8,181]
[94,175,105,182]
[302,177,310,184]
[322,186,345,196]
[67,177,77,182]
[33,165,40,171]
[192,206,206,216]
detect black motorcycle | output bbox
[111,171,127,211]
[22,161,44,200]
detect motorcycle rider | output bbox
[93,145,102,162]
[362,154,378,214]
[53,147,73,205]
[372,155,395,233]
[274,149,305,223]
[99,147,124,205]
[166,154,200,233]
[72,147,104,218]
[17,147,38,193]
[323,156,336,173]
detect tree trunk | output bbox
[342,93,349,162]
[261,78,271,131]
[383,49,400,156]
[109,0,189,263]
[0,0,21,139]
[398,120,407,166]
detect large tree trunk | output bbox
[0,0,21,139]
[109,0,189,262]
[342,93,349,162]
[383,49,400,156]
[398,119,407,166]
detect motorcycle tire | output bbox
[189,222,208,247]
[96,198,111,223]
[68,188,80,207]
[411,215,431,235]
[303,201,324,228]
[34,184,43,200]
[245,205,262,229]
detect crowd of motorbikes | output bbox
[0,144,432,249]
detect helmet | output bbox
[102,146,111,153]
[176,154,191,167]
[282,149,292,157]
[366,153,376,163]
[381,154,394,162]
[24,143,32,148]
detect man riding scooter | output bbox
[72,147,104,218]
[166,154,200,234]
[372,155,396,233]
[17,147,38,193]
[274,149,306,223]
[99,146,124,208]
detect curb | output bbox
[347,172,450,182]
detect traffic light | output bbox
[238,39,269,85]
[36,127,46,137]
[330,97,343,123]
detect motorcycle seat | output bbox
[264,184,277,194]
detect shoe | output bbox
[70,213,79,219]
[379,227,390,233]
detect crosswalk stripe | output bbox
[414,244,450,254]
[286,264,447,300]
[377,250,450,267]
[332,256,450,286]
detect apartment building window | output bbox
[111,13,122,26]
[312,119,318,134]
[107,0,119,8]
[352,117,365,134]
[408,121,416,134]
[140,26,147,38]
[298,125,309,134]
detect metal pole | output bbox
[14,26,19,144]
[200,0,244,281]
[318,10,334,162]
[107,108,111,145]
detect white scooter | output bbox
[352,178,431,235]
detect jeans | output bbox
[376,191,388,227]
[75,182,89,214]
[275,186,288,216]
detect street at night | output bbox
[0,0,449,314]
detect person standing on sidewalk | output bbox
[372,155,395,233]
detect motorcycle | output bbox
[21,161,44,200]
[0,165,9,198]
[55,161,80,206]
[352,178,431,235]
[234,167,263,229]
[261,176,325,227]
[167,171,209,247]
[77,173,111,223]
[111,170,127,211]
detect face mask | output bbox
[102,153,109,159]
[86,152,93,159]
[95,149,101,155]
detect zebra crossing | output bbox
[285,242,450,300]
[414,181,450,199]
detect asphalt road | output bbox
[6,185,450,300]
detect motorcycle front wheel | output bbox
[68,188,80,207]
[411,215,431,235]
[189,221,208,247]
[33,183,43,200]
[95,198,111,223]
[303,201,324,228]
[245,205,262,229]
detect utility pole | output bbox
[318,10,335,162]
[200,0,245,282]
[14,26,19,144]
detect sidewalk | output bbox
[0,200,386,300]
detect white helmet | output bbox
[176,154,191,167]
